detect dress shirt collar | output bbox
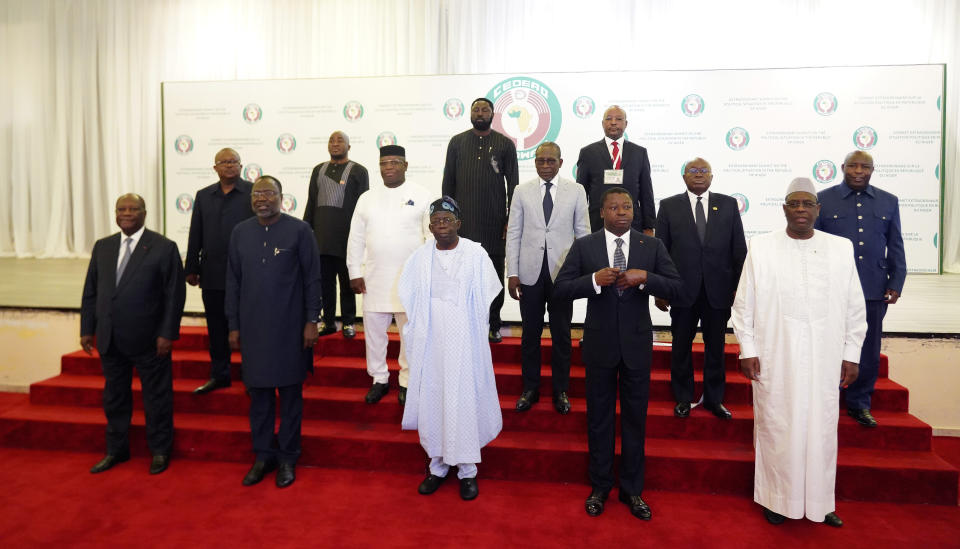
[540,177,557,189]
[604,136,626,148]
[839,180,875,198]
[686,189,710,204]
[603,228,630,249]
[120,225,145,247]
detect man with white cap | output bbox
[731,177,867,527]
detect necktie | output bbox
[611,141,621,169]
[116,237,133,286]
[543,181,553,224]
[614,237,625,296]
[696,196,707,244]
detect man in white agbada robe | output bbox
[346,145,432,405]
[399,196,503,501]
[732,177,867,527]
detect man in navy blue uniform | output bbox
[814,150,906,427]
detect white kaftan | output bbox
[732,230,867,521]
[346,182,433,312]
[398,238,503,467]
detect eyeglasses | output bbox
[430,216,458,226]
[378,160,405,167]
[784,200,818,209]
[534,158,559,165]
[215,160,241,166]
[252,190,278,198]
[686,168,711,175]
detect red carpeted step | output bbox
[27,373,932,453]
[0,401,953,504]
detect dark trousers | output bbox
[488,252,505,332]
[247,384,303,465]
[100,347,174,456]
[669,286,730,406]
[318,254,356,326]
[585,360,650,495]
[201,289,232,382]
[845,300,887,410]
[519,258,571,395]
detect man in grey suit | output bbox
[506,142,589,414]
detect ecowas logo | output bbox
[443,98,465,120]
[487,76,562,160]
[730,193,749,216]
[853,126,878,150]
[681,94,705,117]
[343,101,364,121]
[242,103,263,124]
[276,133,297,154]
[281,193,298,213]
[174,135,194,155]
[244,163,263,182]
[812,160,837,184]
[376,131,398,148]
[572,96,595,119]
[174,193,194,214]
[725,127,749,151]
[813,93,838,116]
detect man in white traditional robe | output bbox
[732,177,867,528]
[399,196,503,501]
[347,145,432,405]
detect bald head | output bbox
[842,150,875,191]
[213,148,242,183]
[115,193,146,235]
[602,105,627,140]
[328,131,351,162]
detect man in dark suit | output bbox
[575,105,656,235]
[655,157,747,420]
[555,187,683,520]
[81,193,186,475]
[185,147,254,395]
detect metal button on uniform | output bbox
[857,203,862,207]
[833,215,838,218]
[858,256,863,260]
[262,258,266,264]
[859,228,863,232]
[859,242,864,246]
[858,215,863,220]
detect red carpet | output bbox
[0,325,957,527]
[0,447,957,548]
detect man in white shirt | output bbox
[732,177,867,528]
[347,145,432,405]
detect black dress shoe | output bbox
[674,402,691,418]
[365,382,389,404]
[149,455,169,475]
[823,512,843,528]
[705,403,732,420]
[276,463,296,488]
[515,390,539,412]
[193,378,231,394]
[242,460,277,486]
[459,477,479,500]
[317,322,338,336]
[398,386,407,406]
[417,473,447,495]
[89,453,130,474]
[488,329,502,343]
[553,392,571,415]
[848,408,878,427]
[618,491,652,520]
[341,324,356,339]
[763,507,786,525]
[584,488,609,517]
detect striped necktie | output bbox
[614,237,625,296]
[116,237,133,286]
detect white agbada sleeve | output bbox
[731,238,759,359]
[345,193,369,280]
[841,249,868,363]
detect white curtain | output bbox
[1,0,958,271]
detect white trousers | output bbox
[429,457,477,479]
[363,311,408,387]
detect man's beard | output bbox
[472,118,492,132]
